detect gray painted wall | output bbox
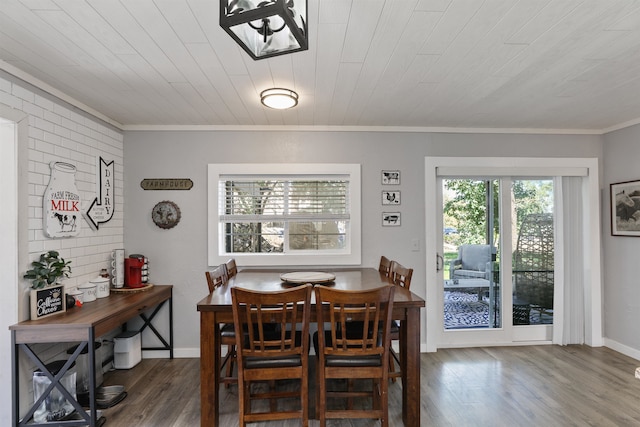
[603,123,640,356]
[124,130,603,354]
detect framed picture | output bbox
[30,284,66,319]
[382,212,401,227]
[382,190,400,205]
[611,179,640,236]
[381,170,400,185]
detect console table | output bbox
[10,285,173,427]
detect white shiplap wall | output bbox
[0,72,124,421]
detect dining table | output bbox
[197,267,425,427]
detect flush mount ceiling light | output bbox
[220,0,308,60]
[260,88,298,109]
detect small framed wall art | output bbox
[381,170,400,185]
[611,179,640,236]
[382,212,401,227]
[382,190,400,205]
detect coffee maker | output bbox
[124,255,145,288]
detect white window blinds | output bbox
[219,176,350,223]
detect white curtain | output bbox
[553,176,585,345]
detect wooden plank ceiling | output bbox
[2,0,640,132]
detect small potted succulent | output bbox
[24,250,72,319]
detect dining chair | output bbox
[224,257,238,278]
[314,285,395,427]
[378,255,393,278]
[205,264,236,388]
[388,261,413,382]
[205,264,229,294]
[231,284,312,427]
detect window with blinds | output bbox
[220,177,349,253]
[208,164,361,266]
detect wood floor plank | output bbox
[98,345,640,426]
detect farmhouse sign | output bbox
[140,178,193,190]
[85,157,115,231]
[44,162,81,238]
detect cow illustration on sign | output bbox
[381,170,400,185]
[43,162,81,238]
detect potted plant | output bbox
[24,250,72,319]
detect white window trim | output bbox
[208,163,361,267]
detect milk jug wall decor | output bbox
[44,162,81,238]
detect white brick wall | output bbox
[3,76,125,291]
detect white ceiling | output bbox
[3,0,640,133]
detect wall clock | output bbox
[151,200,181,229]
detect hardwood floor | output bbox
[100,345,640,426]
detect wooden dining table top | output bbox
[196,267,425,310]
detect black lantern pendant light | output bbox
[220,0,308,60]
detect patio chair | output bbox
[449,244,495,280]
[513,213,554,324]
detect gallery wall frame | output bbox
[382,212,401,227]
[611,179,640,236]
[382,190,400,205]
[381,170,400,185]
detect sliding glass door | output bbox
[441,177,554,335]
[426,157,602,351]
[442,179,500,331]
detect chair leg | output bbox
[380,375,389,427]
[317,357,326,427]
[224,345,236,388]
[389,352,397,383]
[389,346,401,382]
[269,380,277,412]
[302,363,309,427]
[237,376,246,427]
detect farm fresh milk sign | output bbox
[44,162,81,238]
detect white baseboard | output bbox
[142,347,200,359]
[604,338,640,362]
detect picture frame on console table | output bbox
[30,284,66,319]
[611,179,640,236]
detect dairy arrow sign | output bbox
[85,157,115,230]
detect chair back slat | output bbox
[378,256,392,277]
[316,285,395,358]
[232,285,312,360]
[224,258,238,278]
[232,284,312,426]
[389,261,413,290]
[205,264,228,294]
